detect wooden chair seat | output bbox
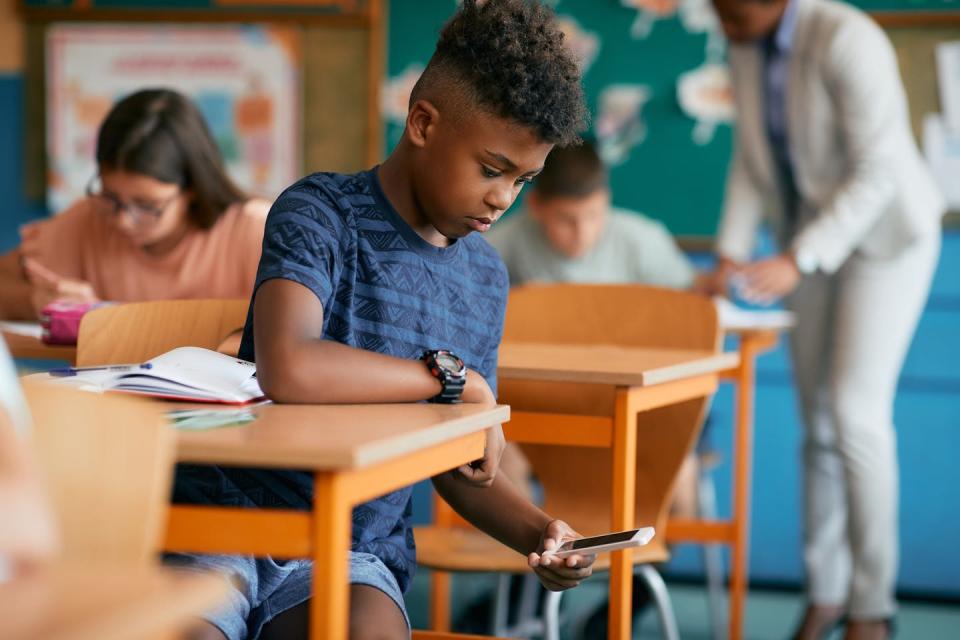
[24,381,174,565]
[77,298,249,366]
[414,525,669,574]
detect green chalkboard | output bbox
[387,0,732,237]
[385,0,958,237]
[850,0,959,11]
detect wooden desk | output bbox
[666,326,784,640]
[2,327,77,364]
[497,343,739,640]
[164,401,509,640]
[0,564,228,640]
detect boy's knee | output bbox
[181,621,229,640]
[349,617,407,640]
[349,584,408,640]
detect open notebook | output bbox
[39,347,265,405]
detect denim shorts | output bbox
[165,551,410,640]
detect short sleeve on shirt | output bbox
[254,183,351,309]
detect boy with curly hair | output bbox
[173,1,596,638]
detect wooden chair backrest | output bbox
[77,299,250,366]
[23,381,174,565]
[500,284,721,537]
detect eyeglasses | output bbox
[86,176,181,225]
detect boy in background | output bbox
[487,139,698,290]
[173,2,596,639]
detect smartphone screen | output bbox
[562,529,640,551]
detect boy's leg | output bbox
[260,585,407,640]
[259,551,410,640]
[164,553,259,640]
[182,622,230,640]
[349,584,410,640]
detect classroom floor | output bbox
[404,572,960,639]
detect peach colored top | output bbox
[20,198,269,302]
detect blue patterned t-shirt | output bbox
[175,168,508,592]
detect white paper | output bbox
[0,321,43,339]
[936,42,960,134]
[714,297,795,331]
[922,113,960,210]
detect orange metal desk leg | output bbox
[728,336,760,640]
[609,387,639,640]
[427,495,458,631]
[429,571,452,631]
[312,471,352,640]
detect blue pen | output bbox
[49,363,153,377]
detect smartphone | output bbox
[547,527,655,558]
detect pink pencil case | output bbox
[40,301,110,346]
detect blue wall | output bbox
[0,75,48,252]
[638,233,960,598]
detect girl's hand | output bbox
[23,258,99,317]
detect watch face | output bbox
[436,353,462,373]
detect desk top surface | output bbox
[175,401,509,470]
[2,327,77,363]
[0,564,227,640]
[498,342,739,386]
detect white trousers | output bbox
[786,232,941,619]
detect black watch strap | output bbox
[422,350,467,404]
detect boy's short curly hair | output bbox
[410,0,588,147]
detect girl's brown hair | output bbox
[96,88,247,229]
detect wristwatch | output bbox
[793,246,819,275]
[422,350,467,404]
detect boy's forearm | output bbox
[260,338,439,404]
[432,472,552,556]
[253,279,493,405]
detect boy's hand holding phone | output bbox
[528,519,595,591]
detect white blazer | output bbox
[716,0,945,273]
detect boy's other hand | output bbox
[455,423,505,488]
[454,369,504,487]
[694,256,738,297]
[528,519,595,591]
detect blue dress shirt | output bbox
[762,0,800,223]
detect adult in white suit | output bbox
[704,0,944,638]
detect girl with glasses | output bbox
[0,88,270,319]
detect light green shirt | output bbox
[486,208,695,289]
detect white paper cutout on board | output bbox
[557,15,601,74]
[677,62,735,145]
[595,84,650,166]
[621,0,725,62]
[381,64,425,124]
[621,0,678,39]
